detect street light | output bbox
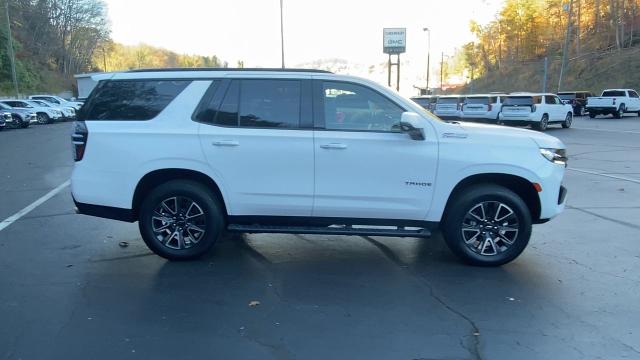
[423,28,431,93]
[280,0,285,69]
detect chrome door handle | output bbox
[320,143,347,150]
[212,140,239,147]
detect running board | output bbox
[227,224,431,238]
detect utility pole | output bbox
[280,0,285,69]
[423,28,431,93]
[440,52,444,93]
[4,1,19,97]
[558,0,574,93]
[542,56,548,92]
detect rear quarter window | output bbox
[602,90,626,97]
[80,80,191,121]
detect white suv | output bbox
[71,69,567,266]
[500,93,574,131]
[460,94,506,123]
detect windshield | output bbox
[602,90,626,97]
[438,97,461,104]
[465,97,491,104]
[503,96,534,105]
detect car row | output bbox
[0,95,81,131]
[411,93,573,131]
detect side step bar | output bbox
[227,224,431,238]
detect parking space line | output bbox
[0,180,70,232]
[568,168,640,184]
[572,127,640,134]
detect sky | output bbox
[105,0,503,93]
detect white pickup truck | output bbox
[586,89,640,119]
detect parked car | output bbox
[433,95,463,119]
[557,91,594,116]
[0,112,11,131]
[460,94,506,123]
[0,103,36,128]
[71,68,567,266]
[410,95,438,112]
[499,93,574,131]
[0,99,63,124]
[29,99,76,121]
[586,89,640,119]
[28,95,83,111]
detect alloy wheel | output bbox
[151,196,207,250]
[565,113,572,127]
[461,201,520,256]
[37,114,48,124]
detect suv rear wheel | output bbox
[442,184,532,266]
[138,180,224,260]
[534,114,548,131]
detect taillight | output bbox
[72,121,88,161]
[613,98,616,105]
[488,104,493,111]
[458,103,463,111]
[531,104,537,112]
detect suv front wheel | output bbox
[442,185,532,266]
[138,180,224,260]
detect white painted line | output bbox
[568,168,640,184]
[0,180,70,232]
[572,127,640,134]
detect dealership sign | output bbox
[383,28,406,54]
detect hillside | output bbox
[460,46,640,94]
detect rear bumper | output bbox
[586,107,616,112]
[499,113,535,122]
[73,197,135,222]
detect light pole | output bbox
[280,0,285,69]
[4,1,19,97]
[423,28,430,93]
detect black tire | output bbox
[614,104,625,119]
[441,184,532,266]
[562,112,573,128]
[36,113,51,124]
[534,114,549,131]
[138,180,224,260]
[589,112,596,119]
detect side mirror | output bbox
[400,112,426,141]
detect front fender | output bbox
[426,163,543,222]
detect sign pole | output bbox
[396,54,400,91]
[383,28,406,91]
[388,54,392,87]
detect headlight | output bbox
[540,148,567,165]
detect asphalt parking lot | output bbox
[1,116,639,360]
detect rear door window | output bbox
[239,80,301,128]
[81,80,191,120]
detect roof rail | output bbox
[127,67,333,74]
